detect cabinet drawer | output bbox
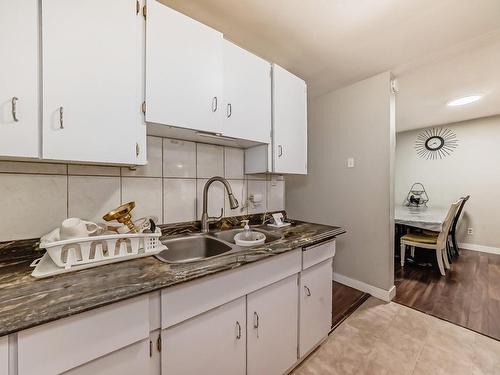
[0,336,7,375]
[18,295,149,375]
[162,249,301,328]
[302,239,335,270]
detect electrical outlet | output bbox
[467,228,474,235]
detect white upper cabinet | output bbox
[145,0,223,134]
[41,0,143,165]
[222,40,271,143]
[0,336,7,375]
[245,64,308,174]
[0,0,39,158]
[273,64,308,174]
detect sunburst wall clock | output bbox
[415,128,458,160]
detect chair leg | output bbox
[446,240,453,264]
[410,246,415,258]
[436,248,446,276]
[400,243,406,267]
[442,248,450,270]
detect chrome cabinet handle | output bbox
[227,103,232,118]
[11,97,19,122]
[304,285,312,297]
[253,311,259,329]
[59,106,64,129]
[235,321,241,340]
[212,96,218,112]
[278,145,283,157]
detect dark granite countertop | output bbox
[0,214,344,337]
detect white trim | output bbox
[458,242,500,255]
[333,272,396,302]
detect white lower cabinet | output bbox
[299,259,333,358]
[64,338,153,375]
[0,336,7,375]
[161,297,246,375]
[247,275,299,375]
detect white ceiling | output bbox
[159,0,500,131]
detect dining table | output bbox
[394,205,450,263]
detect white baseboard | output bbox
[458,242,500,255]
[333,272,396,302]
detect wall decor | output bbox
[415,127,458,159]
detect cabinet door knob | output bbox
[278,145,283,157]
[304,285,312,297]
[11,97,19,122]
[227,103,232,118]
[235,321,242,339]
[59,106,64,129]
[212,96,218,112]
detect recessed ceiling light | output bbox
[447,95,482,107]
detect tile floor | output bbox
[292,297,500,375]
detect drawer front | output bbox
[162,249,301,329]
[299,259,333,357]
[18,295,149,375]
[302,239,335,270]
[0,336,7,375]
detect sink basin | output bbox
[212,228,282,245]
[156,236,232,264]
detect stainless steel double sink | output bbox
[155,227,282,264]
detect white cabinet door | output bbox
[247,275,298,375]
[42,0,142,165]
[273,64,307,174]
[0,0,39,158]
[162,297,246,375]
[63,338,152,375]
[299,259,333,357]
[0,336,7,375]
[146,0,223,134]
[222,40,271,143]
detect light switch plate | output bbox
[347,158,355,168]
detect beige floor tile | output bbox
[345,299,399,338]
[472,334,500,375]
[412,345,472,375]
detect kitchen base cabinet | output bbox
[64,338,153,375]
[161,297,246,375]
[299,259,333,358]
[0,336,7,375]
[247,275,299,375]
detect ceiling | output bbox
[159,0,500,131]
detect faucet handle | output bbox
[208,208,224,222]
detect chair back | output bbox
[451,195,470,234]
[437,200,462,246]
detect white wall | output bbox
[286,72,395,292]
[0,137,285,241]
[396,115,500,249]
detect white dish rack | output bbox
[37,228,167,271]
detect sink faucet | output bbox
[201,177,239,233]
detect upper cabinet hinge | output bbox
[141,101,146,115]
[136,0,140,15]
[142,5,147,20]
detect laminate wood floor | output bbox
[332,281,370,328]
[394,248,500,341]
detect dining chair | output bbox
[400,200,462,276]
[449,195,470,257]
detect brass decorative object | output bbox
[103,202,137,233]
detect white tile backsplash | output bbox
[122,177,163,222]
[0,174,67,241]
[197,143,223,178]
[164,179,196,224]
[0,136,286,241]
[68,176,121,223]
[163,138,196,178]
[122,136,163,178]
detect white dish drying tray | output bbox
[35,228,166,273]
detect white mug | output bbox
[60,218,98,240]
